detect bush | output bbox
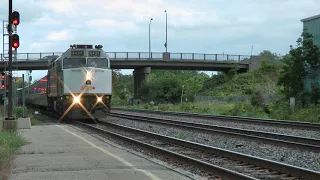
[290,105,320,122]
[251,89,264,107]
[13,106,25,119]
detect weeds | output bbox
[120,100,320,123]
[0,131,27,179]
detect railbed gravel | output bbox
[93,123,297,180]
[102,115,320,172]
[112,110,320,139]
[73,124,215,180]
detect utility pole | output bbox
[149,18,153,58]
[164,10,168,52]
[6,0,14,121]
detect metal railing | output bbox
[0,52,252,62]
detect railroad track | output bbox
[112,107,320,131]
[74,119,320,180]
[110,112,320,151]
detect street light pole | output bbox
[164,10,168,52]
[149,18,153,58]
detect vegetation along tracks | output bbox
[110,112,320,151]
[75,120,320,180]
[112,107,320,131]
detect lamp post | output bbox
[164,10,168,52]
[149,18,153,58]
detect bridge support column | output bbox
[249,56,264,72]
[163,52,170,61]
[133,67,151,99]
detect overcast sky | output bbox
[1,0,320,80]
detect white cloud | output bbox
[30,42,52,48]
[5,0,320,80]
[42,0,76,14]
[45,30,71,41]
[2,0,320,60]
[85,19,137,32]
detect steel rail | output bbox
[76,120,320,180]
[75,121,257,180]
[112,107,320,130]
[111,112,320,151]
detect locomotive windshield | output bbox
[87,58,108,69]
[62,57,109,69]
[63,58,86,69]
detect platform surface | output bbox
[9,124,196,180]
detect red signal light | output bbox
[1,84,4,89]
[13,20,19,26]
[13,42,19,48]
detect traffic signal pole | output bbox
[6,0,14,121]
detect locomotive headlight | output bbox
[97,97,102,102]
[86,71,91,80]
[73,96,80,103]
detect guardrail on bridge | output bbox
[0,52,251,62]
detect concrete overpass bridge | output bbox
[0,51,265,97]
[0,52,257,71]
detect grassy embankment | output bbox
[0,106,39,179]
[119,101,320,123]
[115,62,320,123]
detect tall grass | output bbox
[0,131,27,179]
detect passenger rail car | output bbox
[22,44,112,120]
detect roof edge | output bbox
[301,14,320,22]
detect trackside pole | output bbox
[22,74,25,117]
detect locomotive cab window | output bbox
[87,58,109,69]
[63,58,86,69]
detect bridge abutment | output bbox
[249,56,264,72]
[133,67,151,99]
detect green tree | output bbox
[259,50,281,61]
[139,70,209,103]
[112,70,133,100]
[278,29,320,102]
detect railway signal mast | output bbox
[5,0,20,129]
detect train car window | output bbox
[63,58,86,69]
[87,58,108,69]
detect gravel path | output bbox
[102,116,320,172]
[112,110,320,139]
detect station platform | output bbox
[9,124,198,180]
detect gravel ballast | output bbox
[112,110,320,139]
[102,115,320,172]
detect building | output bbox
[301,14,320,47]
[301,14,320,93]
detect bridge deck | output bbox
[0,52,251,71]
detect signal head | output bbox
[12,34,20,49]
[12,11,20,26]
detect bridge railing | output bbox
[0,52,251,62]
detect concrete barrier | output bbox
[3,120,17,130]
[17,118,31,129]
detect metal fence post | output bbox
[22,74,25,117]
